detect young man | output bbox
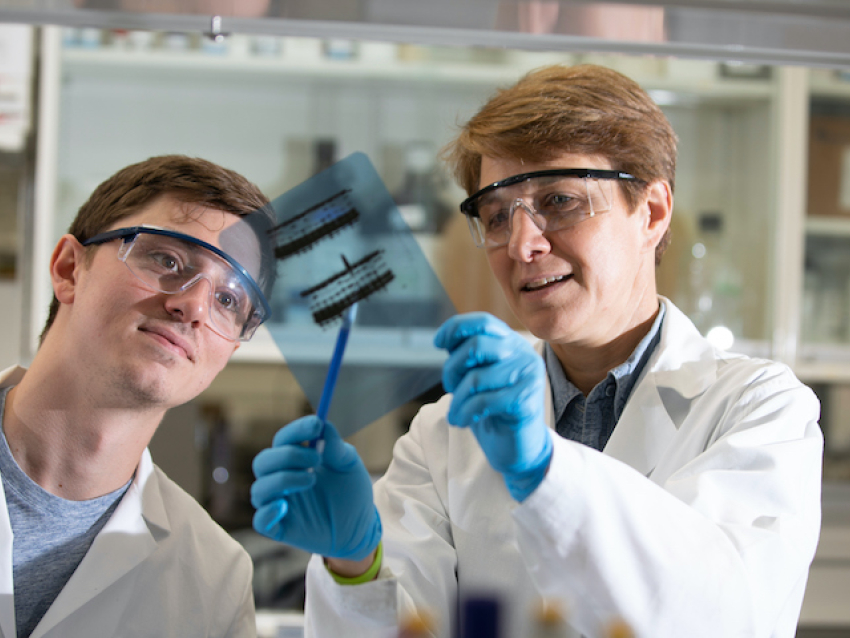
[1,155,275,637]
[251,65,823,638]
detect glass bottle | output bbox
[687,211,743,346]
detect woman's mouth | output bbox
[522,275,570,292]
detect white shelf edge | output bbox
[61,47,534,85]
[810,72,850,99]
[805,215,850,236]
[60,47,776,100]
[794,345,850,382]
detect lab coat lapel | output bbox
[603,299,717,476]
[31,451,170,638]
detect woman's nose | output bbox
[506,201,550,261]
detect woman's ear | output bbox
[641,180,673,255]
[50,234,86,304]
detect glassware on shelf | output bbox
[685,211,743,347]
[802,234,850,345]
[251,35,281,58]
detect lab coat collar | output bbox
[645,297,719,399]
[0,366,25,390]
[603,297,717,475]
[538,298,718,477]
[30,450,169,638]
[0,366,172,638]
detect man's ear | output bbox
[50,234,86,304]
[641,180,673,255]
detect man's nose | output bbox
[164,276,212,325]
[507,200,550,261]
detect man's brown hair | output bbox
[41,154,274,342]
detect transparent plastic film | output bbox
[216,208,277,305]
[265,152,456,437]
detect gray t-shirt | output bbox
[0,387,131,638]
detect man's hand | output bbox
[435,312,553,502]
[251,416,381,561]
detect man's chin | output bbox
[105,367,182,409]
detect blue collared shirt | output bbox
[544,304,666,451]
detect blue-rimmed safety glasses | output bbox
[82,225,271,342]
[459,168,638,248]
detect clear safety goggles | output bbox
[459,168,638,248]
[83,225,271,342]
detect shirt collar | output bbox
[546,303,666,421]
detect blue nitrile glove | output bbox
[250,416,381,561]
[434,312,553,502]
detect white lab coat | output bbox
[0,366,255,638]
[304,299,823,638]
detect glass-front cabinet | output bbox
[17,21,850,632]
[45,31,783,349]
[802,71,850,489]
[36,29,791,482]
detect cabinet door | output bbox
[797,71,850,376]
[803,76,850,358]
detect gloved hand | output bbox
[434,312,553,502]
[250,416,382,561]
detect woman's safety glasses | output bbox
[83,225,271,342]
[459,168,638,248]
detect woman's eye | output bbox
[484,210,509,231]
[150,252,183,272]
[546,193,579,210]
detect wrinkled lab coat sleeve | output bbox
[305,299,823,638]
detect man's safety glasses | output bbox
[459,168,638,248]
[83,225,271,342]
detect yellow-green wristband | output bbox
[326,541,383,585]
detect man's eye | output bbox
[215,289,245,314]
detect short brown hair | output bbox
[442,64,677,263]
[40,154,275,342]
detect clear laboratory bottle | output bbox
[392,141,452,236]
[687,211,743,341]
[312,138,337,176]
[384,141,452,322]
